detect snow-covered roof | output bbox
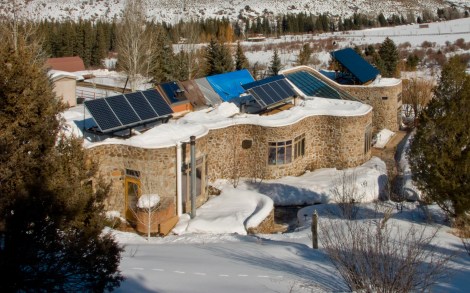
[65,97,371,149]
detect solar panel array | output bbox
[285,71,342,99]
[84,89,173,133]
[247,78,296,109]
[331,48,379,84]
[241,75,285,90]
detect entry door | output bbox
[125,177,141,222]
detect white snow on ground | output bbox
[398,130,422,201]
[6,0,459,25]
[108,156,470,292]
[374,128,395,149]
[174,188,273,235]
[224,156,388,206]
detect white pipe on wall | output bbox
[176,142,182,216]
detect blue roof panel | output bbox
[206,69,255,102]
[331,48,379,84]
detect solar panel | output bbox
[160,82,180,103]
[248,78,296,109]
[285,71,342,99]
[84,89,173,134]
[242,75,285,90]
[107,95,140,125]
[331,48,379,84]
[125,92,158,121]
[84,98,122,132]
[142,89,173,117]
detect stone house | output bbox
[85,99,373,234]
[79,63,401,234]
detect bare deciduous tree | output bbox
[320,206,451,292]
[402,77,434,126]
[330,170,366,219]
[116,0,157,91]
[0,1,44,63]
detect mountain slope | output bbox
[0,0,465,24]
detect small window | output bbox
[364,124,372,154]
[382,96,388,100]
[242,140,252,149]
[126,169,141,178]
[294,134,305,159]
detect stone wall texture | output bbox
[88,109,372,222]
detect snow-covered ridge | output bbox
[0,0,461,24]
[81,98,371,149]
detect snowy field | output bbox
[108,133,469,292]
[242,17,470,69]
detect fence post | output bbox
[311,210,318,249]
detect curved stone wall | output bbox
[88,109,372,216]
[283,66,402,133]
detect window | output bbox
[125,176,141,222]
[382,96,388,100]
[126,169,140,178]
[294,134,305,159]
[364,124,372,154]
[268,140,292,165]
[268,133,305,165]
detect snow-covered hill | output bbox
[0,0,468,24]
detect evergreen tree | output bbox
[204,38,233,76]
[151,24,175,83]
[0,37,122,291]
[296,43,312,66]
[234,41,249,70]
[268,49,283,76]
[408,56,470,219]
[378,13,387,26]
[378,37,399,77]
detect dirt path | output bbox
[371,130,408,178]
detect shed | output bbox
[49,70,77,107]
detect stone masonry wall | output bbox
[293,67,402,133]
[88,109,372,217]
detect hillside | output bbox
[0,0,467,24]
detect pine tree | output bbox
[378,37,399,77]
[0,36,122,291]
[268,48,283,76]
[204,38,233,76]
[151,24,175,83]
[234,41,249,70]
[296,43,312,66]
[408,56,470,219]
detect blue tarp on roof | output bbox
[206,69,255,102]
[241,75,285,90]
[331,48,379,84]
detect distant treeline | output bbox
[35,6,467,67]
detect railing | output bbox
[76,88,107,101]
